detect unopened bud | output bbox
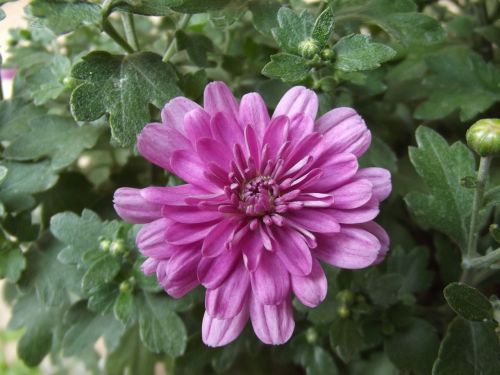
[110,239,126,256]
[466,119,500,157]
[338,305,350,318]
[298,38,320,59]
[321,48,334,61]
[305,327,318,344]
[99,238,111,252]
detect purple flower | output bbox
[114,82,391,346]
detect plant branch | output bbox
[162,14,192,63]
[102,19,135,53]
[463,247,500,269]
[121,13,140,51]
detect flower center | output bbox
[239,176,279,216]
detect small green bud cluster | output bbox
[119,277,136,294]
[298,40,335,65]
[99,236,128,256]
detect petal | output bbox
[113,187,163,224]
[324,197,380,224]
[196,138,232,172]
[240,227,264,271]
[206,262,250,319]
[141,184,206,206]
[161,97,201,133]
[239,92,270,141]
[202,219,239,257]
[273,86,318,120]
[141,258,160,275]
[137,123,191,171]
[318,108,371,157]
[136,218,172,258]
[204,81,239,121]
[273,227,313,276]
[165,221,217,245]
[210,111,244,149]
[198,248,240,289]
[202,302,249,347]
[288,113,315,144]
[285,209,340,234]
[183,108,212,144]
[355,168,392,202]
[309,153,359,192]
[315,227,381,269]
[291,258,327,308]
[250,297,294,345]
[250,252,290,305]
[162,247,201,298]
[162,205,222,224]
[170,150,219,192]
[315,107,357,134]
[262,115,289,161]
[332,179,373,209]
[357,221,390,264]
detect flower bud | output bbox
[338,305,350,318]
[466,119,500,157]
[305,327,318,344]
[298,38,320,59]
[99,238,111,252]
[321,48,334,61]
[110,238,126,256]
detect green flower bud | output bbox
[298,38,320,59]
[305,327,318,344]
[99,238,111,252]
[466,119,500,157]
[119,280,132,294]
[321,48,334,61]
[336,290,354,305]
[110,238,126,256]
[338,305,350,318]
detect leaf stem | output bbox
[162,14,192,63]
[121,13,140,51]
[465,156,492,260]
[102,19,135,54]
[463,247,500,269]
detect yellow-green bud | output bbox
[99,238,111,252]
[298,38,320,59]
[321,48,334,61]
[110,239,126,255]
[305,327,318,344]
[337,290,354,305]
[466,119,500,157]
[338,305,350,318]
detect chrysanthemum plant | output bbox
[0,0,499,374]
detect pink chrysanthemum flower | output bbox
[114,82,391,347]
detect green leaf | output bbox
[387,247,433,294]
[405,127,475,252]
[432,317,500,375]
[28,0,101,35]
[385,318,439,375]
[359,135,398,173]
[0,242,26,283]
[443,282,493,322]
[365,272,402,307]
[88,283,120,314]
[249,0,281,36]
[262,53,309,83]
[138,292,187,356]
[113,0,181,16]
[62,301,125,357]
[82,253,121,292]
[176,31,213,67]
[330,318,364,363]
[415,48,500,121]
[272,7,314,54]
[170,0,231,14]
[312,8,334,49]
[114,291,137,326]
[8,293,65,366]
[0,161,58,212]
[333,34,396,72]
[332,0,445,47]
[3,115,102,170]
[301,346,338,375]
[70,51,181,146]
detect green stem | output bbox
[162,14,192,63]
[102,19,135,53]
[466,156,492,259]
[463,247,500,269]
[121,13,140,51]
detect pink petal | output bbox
[324,198,379,224]
[198,248,240,289]
[318,108,371,157]
[244,125,261,169]
[291,258,327,308]
[239,92,270,141]
[332,179,373,209]
[162,247,201,298]
[288,113,315,144]
[170,150,219,192]
[250,296,294,345]
[262,115,289,161]
[285,209,340,234]
[240,227,264,271]
[285,132,322,168]
[137,123,191,171]
[136,218,172,258]
[202,302,249,347]
[309,153,358,192]
[206,262,250,319]
[183,108,212,144]
[162,205,222,224]
[196,138,232,172]
[273,227,313,276]
[161,97,201,133]
[315,227,381,269]
[113,187,163,224]
[210,111,244,149]
[250,252,290,305]
[141,258,160,275]
[202,219,239,257]
[355,168,392,202]
[165,221,217,245]
[357,221,390,264]
[273,86,318,120]
[141,184,207,205]
[203,81,239,122]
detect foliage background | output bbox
[0,0,500,374]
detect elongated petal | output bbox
[137,123,191,171]
[198,247,240,289]
[273,86,318,120]
[332,179,373,209]
[251,252,290,305]
[324,198,379,224]
[315,227,381,269]
[286,209,340,234]
[197,138,232,172]
[241,227,264,271]
[250,297,294,345]
[161,97,201,133]
[210,111,244,148]
[355,168,392,201]
[291,258,327,308]
[141,258,160,275]
[162,247,201,297]
[114,188,163,224]
[288,113,314,144]
[315,107,357,133]
[165,221,217,245]
[239,92,270,140]
[262,115,289,161]
[273,227,312,276]
[204,81,239,121]
[183,108,212,144]
[136,218,172,258]
[202,219,238,257]
[202,302,249,347]
[170,150,218,191]
[357,221,390,264]
[206,262,250,319]
[309,153,358,192]
[141,184,206,206]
